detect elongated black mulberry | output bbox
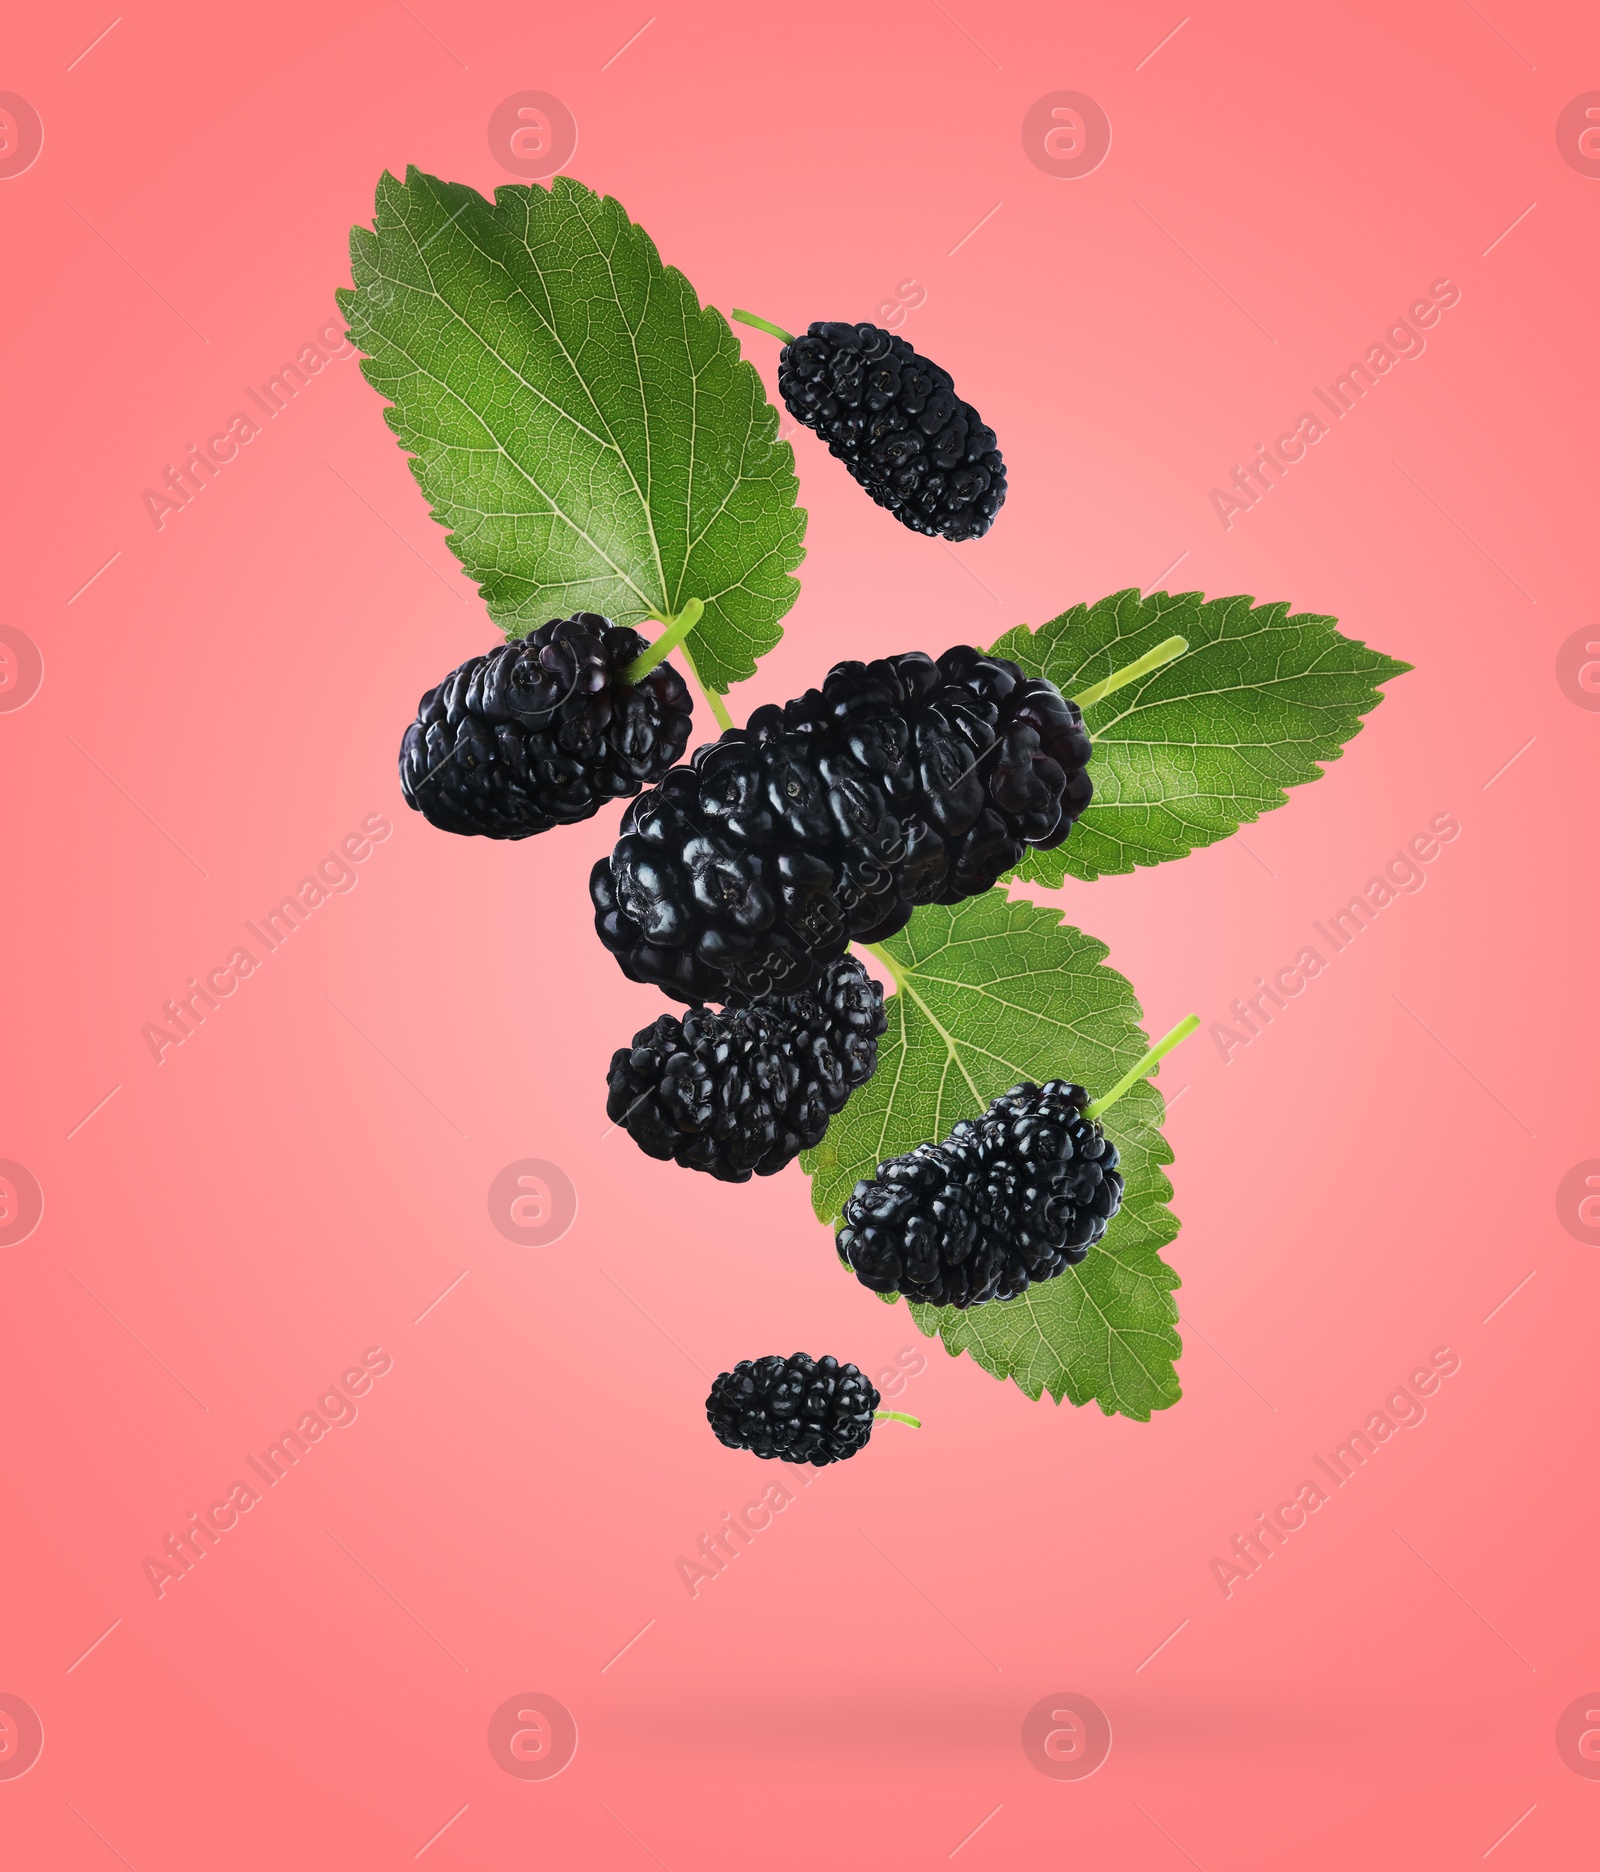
[776,322,1006,541]
[399,613,693,839]
[837,1081,1123,1308]
[591,646,1091,1004]
[606,957,886,1181]
[706,1354,880,1465]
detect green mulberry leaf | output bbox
[339,169,805,693]
[990,588,1410,883]
[802,892,1182,1420]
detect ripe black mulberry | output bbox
[591,647,1091,1003]
[606,957,886,1181]
[399,613,693,838]
[777,322,1006,541]
[706,1353,880,1464]
[837,1081,1124,1308]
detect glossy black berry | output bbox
[590,647,1092,1004]
[837,1081,1124,1309]
[399,613,693,839]
[777,322,1006,541]
[706,1354,880,1465]
[605,957,886,1181]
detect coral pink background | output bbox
[2,1,1597,1865]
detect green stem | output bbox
[1072,635,1188,712]
[621,598,732,732]
[1084,1015,1200,1121]
[678,637,733,733]
[621,599,705,686]
[731,308,797,346]
[859,942,904,989]
[874,1410,922,1428]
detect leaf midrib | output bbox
[409,175,671,617]
[375,238,657,614]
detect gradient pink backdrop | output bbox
[2,1,1597,1865]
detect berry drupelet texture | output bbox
[838,1081,1124,1308]
[590,646,1093,1004]
[706,1354,881,1465]
[605,957,886,1181]
[776,322,1006,541]
[399,613,693,839]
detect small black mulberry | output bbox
[777,322,1006,541]
[706,1353,880,1465]
[605,957,885,1181]
[837,1080,1124,1308]
[400,613,693,839]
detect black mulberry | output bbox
[606,957,886,1181]
[706,1353,880,1465]
[776,322,1006,541]
[837,1081,1123,1308]
[591,647,1092,1003]
[399,613,693,839]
